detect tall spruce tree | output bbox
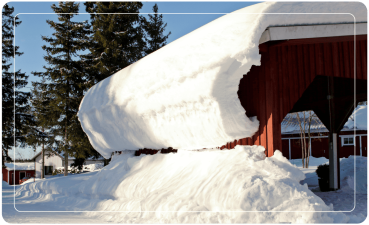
[142,4,171,55]
[27,78,61,178]
[84,2,145,83]
[2,4,32,166]
[33,2,95,176]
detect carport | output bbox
[227,23,367,190]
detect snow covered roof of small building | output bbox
[30,149,63,161]
[5,163,35,171]
[31,150,104,161]
[282,105,367,134]
[59,152,104,161]
[77,2,366,158]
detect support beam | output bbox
[328,76,340,190]
[329,133,340,190]
[289,139,291,160]
[355,135,363,156]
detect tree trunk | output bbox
[307,138,310,168]
[64,17,70,177]
[2,146,6,168]
[303,132,307,168]
[296,113,305,168]
[64,76,69,176]
[306,111,313,168]
[64,151,68,176]
[41,136,44,179]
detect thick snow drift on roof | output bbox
[344,105,367,130]
[78,2,366,158]
[16,146,354,223]
[5,163,34,170]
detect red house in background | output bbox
[2,163,35,185]
[280,106,367,160]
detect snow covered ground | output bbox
[2,146,367,223]
[290,156,367,223]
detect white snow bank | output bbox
[83,163,103,172]
[2,180,13,189]
[5,163,34,170]
[290,155,367,194]
[344,105,367,130]
[290,156,330,168]
[78,2,366,158]
[339,156,367,194]
[16,146,353,223]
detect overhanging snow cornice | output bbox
[259,23,367,44]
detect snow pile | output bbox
[290,156,330,168]
[344,105,367,130]
[2,180,13,189]
[83,163,104,172]
[78,2,366,158]
[290,155,367,194]
[339,156,367,194]
[5,163,34,170]
[15,146,353,223]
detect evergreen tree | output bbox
[33,2,95,176]
[2,4,32,166]
[142,4,171,55]
[27,78,61,178]
[84,2,145,83]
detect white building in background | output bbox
[31,150,104,178]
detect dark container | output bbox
[318,178,330,192]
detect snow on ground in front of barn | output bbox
[4,146,364,223]
[77,2,366,158]
[290,156,367,194]
[289,156,367,222]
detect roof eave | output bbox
[259,22,367,44]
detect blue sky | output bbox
[7,1,259,159]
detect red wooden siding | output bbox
[2,169,35,185]
[281,139,290,158]
[281,131,367,160]
[2,168,8,183]
[339,136,359,158]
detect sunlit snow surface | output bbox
[14,146,354,223]
[78,2,366,158]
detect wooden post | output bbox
[328,76,340,190]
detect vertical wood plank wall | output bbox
[222,35,367,157]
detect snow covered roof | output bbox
[31,150,104,161]
[5,163,35,171]
[259,23,367,44]
[78,2,366,158]
[282,105,367,134]
[30,149,63,161]
[344,105,367,130]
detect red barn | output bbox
[2,163,35,185]
[280,106,367,159]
